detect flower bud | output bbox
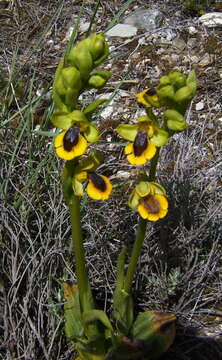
[174,85,194,102]
[68,42,93,82]
[169,70,186,89]
[61,67,82,90]
[164,109,187,131]
[88,71,111,88]
[157,85,175,100]
[86,33,109,66]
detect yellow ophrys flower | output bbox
[71,152,112,200]
[136,87,160,107]
[53,110,100,160]
[116,116,169,166]
[129,181,168,221]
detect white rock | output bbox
[195,101,204,111]
[106,24,137,38]
[188,26,197,35]
[199,12,222,28]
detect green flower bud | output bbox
[174,85,194,102]
[68,41,93,82]
[157,85,175,100]
[86,33,109,67]
[164,109,187,131]
[61,67,82,90]
[159,75,171,87]
[88,71,111,88]
[169,70,186,89]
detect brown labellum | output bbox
[63,126,79,151]
[133,131,148,157]
[143,195,160,214]
[88,172,106,192]
[146,87,157,97]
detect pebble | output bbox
[195,101,204,111]
[124,9,164,31]
[105,24,137,38]
[199,12,222,28]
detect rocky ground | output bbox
[1,1,222,359]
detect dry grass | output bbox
[0,0,222,359]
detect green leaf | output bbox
[83,98,108,117]
[130,311,176,360]
[63,282,84,340]
[83,309,113,332]
[116,124,138,142]
[113,289,134,335]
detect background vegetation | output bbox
[1,1,221,359]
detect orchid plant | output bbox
[51,33,197,360]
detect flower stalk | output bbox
[69,194,93,312]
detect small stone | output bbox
[195,101,204,111]
[123,9,164,31]
[198,53,212,67]
[105,24,137,38]
[199,12,222,28]
[188,26,198,35]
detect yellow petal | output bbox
[127,153,147,166]
[137,203,149,219]
[144,141,157,160]
[124,143,133,155]
[86,175,112,200]
[54,132,87,160]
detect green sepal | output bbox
[130,311,176,360]
[72,178,84,196]
[142,94,160,108]
[149,182,166,196]
[128,189,140,210]
[51,110,88,130]
[84,123,100,143]
[116,124,138,142]
[151,128,169,147]
[75,151,103,173]
[63,282,84,340]
[164,109,187,131]
[83,98,108,117]
[135,181,151,197]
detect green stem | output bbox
[124,150,160,294]
[148,148,160,182]
[124,218,147,294]
[69,194,93,311]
